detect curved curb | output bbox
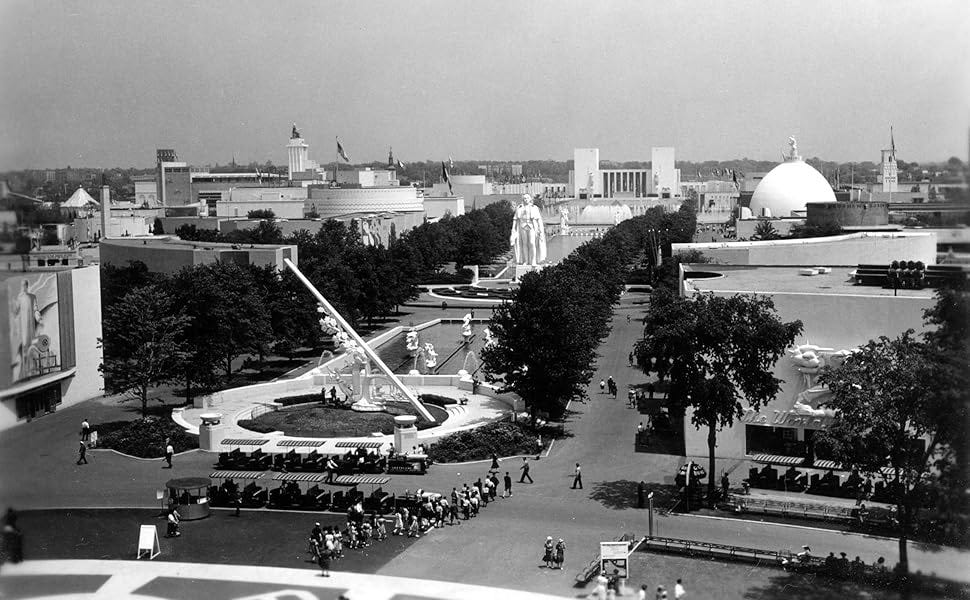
[89,447,205,461]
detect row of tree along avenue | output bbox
[635,281,969,583]
[100,203,514,415]
[481,204,697,421]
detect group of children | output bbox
[308,510,389,576]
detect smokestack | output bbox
[100,178,109,241]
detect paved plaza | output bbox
[2,291,968,598]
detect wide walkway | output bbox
[0,560,565,600]
[2,291,969,598]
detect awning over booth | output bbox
[220,438,269,446]
[277,439,325,448]
[334,475,390,485]
[209,471,266,480]
[334,441,385,449]
[750,454,805,466]
[272,472,325,483]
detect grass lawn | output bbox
[13,508,417,573]
[239,403,449,437]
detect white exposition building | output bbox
[568,147,681,199]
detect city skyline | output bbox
[1,0,969,170]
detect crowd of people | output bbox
[589,573,687,599]
[307,502,390,577]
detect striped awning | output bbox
[220,438,269,446]
[272,472,325,483]
[750,454,805,466]
[334,475,390,486]
[209,471,265,480]
[334,441,385,449]
[811,459,845,470]
[277,439,325,448]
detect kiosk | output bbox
[165,477,211,520]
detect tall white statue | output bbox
[510,194,547,266]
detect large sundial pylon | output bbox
[283,258,436,422]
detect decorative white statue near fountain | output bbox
[405,327,437,375]
[318,306,384,412]
[461,313,473,344]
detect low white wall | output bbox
[674,232,937,267]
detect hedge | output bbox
[427,421,540,463]
[96,416,198,458]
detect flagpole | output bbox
[335,137,339,185]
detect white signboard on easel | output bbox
[600,541,630,580]
[137,524,160,560]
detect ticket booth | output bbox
[165,477,211,520]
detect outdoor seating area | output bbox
[207,471,398,514]
[744,462,903,503]
[852,262,968,289]
[215,442,418,476]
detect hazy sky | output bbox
[1,0,968,169]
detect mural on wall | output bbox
[8,273,60,383]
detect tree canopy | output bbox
[635,290,802,502]
[815,287,970,574]
[99,285,189,416]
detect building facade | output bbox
[0,265,102,430]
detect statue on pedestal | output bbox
[291,123,301,139]
[510,195,547,266]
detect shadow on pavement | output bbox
[742,571,949,600]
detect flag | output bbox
[732,169,740,190]
[397,159,406,169]
[441,161,453,194]
[336,138,350,163]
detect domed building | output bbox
[750,138,835,217]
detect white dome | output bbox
[750,159,835,217]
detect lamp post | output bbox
[647,491,655,537]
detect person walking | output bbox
[607,376,615,395]
[554,538,565,569]
[599,379,606,394]
[637,584,648,600]
[80,418,90,442]
[543,536,554,568]
[504,471,513,497]
[674,579,686,599]
[164,438,174,469]
[317,545,331,577]
[76,440,88,465]
[572,463,583,489]
[490,452,500,471]
[519,458,533,483]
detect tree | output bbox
[815,329,965,582]
[247,209,276,219]
[99,286,189,416]
[751,220,780,241]
[152,217,165,235]
[635,291,802,503]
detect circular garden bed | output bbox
[238,402,449,438]
[96,416,199,458]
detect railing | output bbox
[639,535,790,565]
[726,494,854,521]
[249,404,278,420]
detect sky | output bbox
[1,0,968,170]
